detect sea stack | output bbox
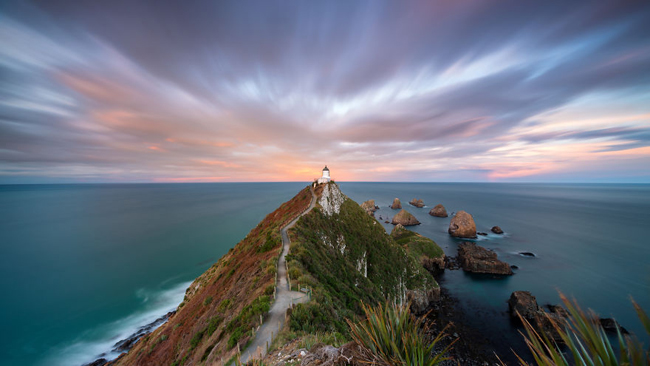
[409,198,425,208]
[448,210,477,238]
[390,198,402,209]
[391,209,420,226]
[457,242,513,275]
[429,204,448,217]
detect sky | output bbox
[1,1,650,183]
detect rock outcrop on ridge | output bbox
[360,199,379,216]
[457,242,513,275]
[429,204,448,217]
[409,198,425,208]
[448,210,477,238]
[391,209,421,226]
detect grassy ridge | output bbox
[285,183,439,337]
[112,187,312,366]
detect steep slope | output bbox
[111,187,312,366]
[285,182,441,335]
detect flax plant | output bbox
[512,294,650,366]
[347,302,453,366]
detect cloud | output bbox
[0,0,649,183]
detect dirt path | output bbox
[238,187,316,364]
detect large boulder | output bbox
[429,204,448,217]
[457,242,513,275]
[390,198,402,209]
[508,291,540,320]
[391,209,420,226]
[448,210,477,238]
[360,199,378,216]
[409,198,425,208]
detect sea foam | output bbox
[44,281,191,366]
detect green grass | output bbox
[391,227,444,259]
[348,302,452,366]
[511,294,650,366]
[287,191,437,334]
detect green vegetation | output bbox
[189,315,223,351]
[513,294,650,366]
[203,296,213,306]
[258,232,281,253]
[391,225,444,260]
[287,187,436,334]
[348,302,452,366]
[225,295,272,349]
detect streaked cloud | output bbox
[1,0,649,183]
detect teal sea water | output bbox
[0,182,649,365]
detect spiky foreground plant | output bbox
[347,302,453,366]
[513,294,650,366]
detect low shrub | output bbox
[348,302,452,366]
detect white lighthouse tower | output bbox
[317,166,331,184]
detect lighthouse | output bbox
[317,166,331,184]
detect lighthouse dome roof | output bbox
[322,166,329,171]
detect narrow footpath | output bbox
[238,186,317,364]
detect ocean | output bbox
[0,182,648,365]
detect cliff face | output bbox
[286,183,438,332]
[111,187,312,366]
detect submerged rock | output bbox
[457,243,513,275]
[391,209,421,226]
[429,204,448,217]
[518,252,536,257]
[409,198,425,208]
[477,232,488,236]
[491,226,504,234]
[390,198,402,209]
[448,211,477,238]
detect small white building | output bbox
[317,166,331,184]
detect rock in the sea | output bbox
[600,318,629,334]
[429,204,448,217]
[409,198,425,208]
[518,252,536,257]
[508,291,541,320]
[491,226,504,234]
[83,359,108,366]
[457,242,513,275]
[477,232,487,236]
[448,210,477,238]
[360,199,378,216]
[509,292,568,342]
[390,198,402,209]
[391,209,420,226]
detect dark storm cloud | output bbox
[1,0,649,182]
